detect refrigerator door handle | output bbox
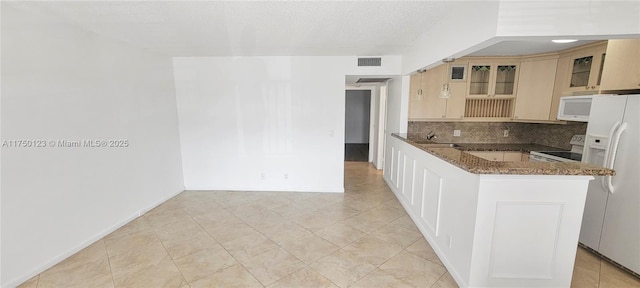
[601,121,621,193]
[605,122,628,194]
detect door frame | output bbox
[344,84,386,169]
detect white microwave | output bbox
[557,96,595,122]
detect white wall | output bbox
[345,90,371,144]
[174,56,357,192]
[1,4,185,286]
[402,1,501,74]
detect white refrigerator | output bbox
[580,94,640,274]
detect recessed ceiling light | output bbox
[552,39,579,44]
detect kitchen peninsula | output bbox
[384,133,613,288]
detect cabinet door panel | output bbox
[445,82,467,119]
[564,42,607,93]
[421,64,448,118]
[503,152,523,162]
[468,64,492,96]
[469,151,504,161]
[600,39,640,91]
[409,73,424,119]
[494,65,518,96]
[514,58,558,121]
[550,55,571,121]
[570,55,593,88]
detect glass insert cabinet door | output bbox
[566,43,607,92]
[469,65,491,95]
[570,56,593,87]
[494,65,517,95]
[468,63,518,97]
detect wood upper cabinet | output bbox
[409,72,425,119]
[549,55,572,121]
[513,56,559,121]
[408,40,638,123]
[445,80,467,119]
[408,62,467,120]
[420,64,448,119]
[600,39,640,91]
[467,60,520,98]
[564,42,607,94]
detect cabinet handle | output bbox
[586,86,590,90]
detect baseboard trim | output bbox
[183,187,345,193]
[5,188,184,288]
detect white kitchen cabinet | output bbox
[384,136,593,288]
[513,56,558,122]
[600,39,640,91]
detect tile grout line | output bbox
[180,199,258,286]
[101,239,118,288]
[146,213,190,287]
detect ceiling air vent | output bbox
[357,57,382,67]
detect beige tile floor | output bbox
[17,162,640,288]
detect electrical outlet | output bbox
[261,173,266,180]
[503,129,509,137]
[453,130,461,137]
[284,173,288,180]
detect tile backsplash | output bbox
[408,121,588,150]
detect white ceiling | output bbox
[10,1,461,57]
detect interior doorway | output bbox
[345,90,371,161]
